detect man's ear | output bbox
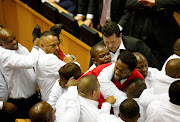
[92,90,97,100]
[92,58,97,66]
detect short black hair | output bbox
[90,44,106,58]
[120,98,139,119]
[169,80,180,104]
[117,51,137,71]
[101,21,121,38]
[59,63,81,81]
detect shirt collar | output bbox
[79,96,99,108]
[167,100,180,112]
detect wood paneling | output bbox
[1,0,90,72]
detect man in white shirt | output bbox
[119,98,140,122]
[133,52,160,89]
[146,80,180,122]
[0,28,40,121]
[77,75,125,122]
[36,30,67,101]
[161,38,180,73]
[48,63,81,110]
[55,78,80,122]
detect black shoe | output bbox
[32,24,41,42]
[50,24,63,37]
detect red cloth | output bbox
[80,63,144,111]
[59,47,66,60]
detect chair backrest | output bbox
[59,12,80,38]
[42,2,60,23]
[80,24,102,47]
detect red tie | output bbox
[100,0,110,27]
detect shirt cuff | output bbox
[0,101,3,110]
[117,24,123,31]
[86,14,94,19]
[101,102,111,114]
[77,14,84,16]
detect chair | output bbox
[80,24,102,47]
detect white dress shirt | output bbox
[0,71,8,110]
[113,95,145,122]
[146,100,180,122]
[153,71,180,95]
[0,44,38,99]
[48,80,68,110]
[55,86,80,122]
[36,48,66,101]
[0,71,8,102]
[139,88,169,116]
[97,63,126,107]
[98,102,124,122]
[145,67,160,89]
[110,39,126,63]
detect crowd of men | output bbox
[1,0,180,122]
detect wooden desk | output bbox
[0,0,91,73]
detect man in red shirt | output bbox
[83,51,144,109]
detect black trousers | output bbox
[0,93,41,122]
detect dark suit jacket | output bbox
[124,0,180,62]
[89,35,160,69]
[96,0,131,28]
[77,0,95,15]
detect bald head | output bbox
[173,38,180,56]
[29,101,55,122]
[133,52,148,77]
[39,31,59,55]
[165,59,180,78]
[119,98,140,122]
[78,75,100,100]
[126,78,146,98]
[0,28,18,50]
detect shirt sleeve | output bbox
[47,80,61,111]
[97,70,126,107]
[0,48,39,69]
[55,86,80,122]
[45,55,66,75]
[0,71,8,102]
[0,101,3,110]
[98,102,123,122]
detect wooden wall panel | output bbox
[1,0,90,72]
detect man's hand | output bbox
[3,102,17,114]
[63,56,74,63]
[65,77,79,87]
[33,38,40,47]
[105,96,116,104]
[84,18,93,27]
[138,0,155,7]
[48,0,57,3]
[75,15,85,21]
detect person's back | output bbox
[48,63,81,110]
[146,80,180,122]
[154,59,180,94]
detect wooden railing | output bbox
[0,0,91,73]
